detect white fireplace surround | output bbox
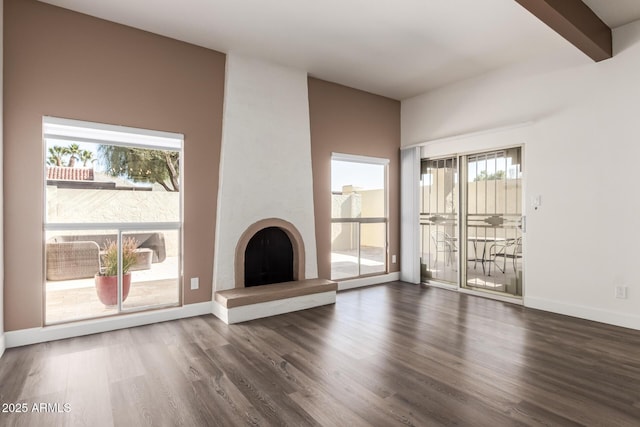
[212,53,319,294]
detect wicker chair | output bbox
[46,241,100,281]
[46,233,165,280]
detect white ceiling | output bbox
[583,0,640,28]
[39,0,640,100]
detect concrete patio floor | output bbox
[45,257,180,324]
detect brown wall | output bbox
[3,0,225,330]
[308,78,401,280]
[1,0,4,343]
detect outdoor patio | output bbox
[331,246,386,280]
[423,255,522,295]
[45,257,180,324]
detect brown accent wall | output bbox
[308,78,401,280]
[1,0,5,344]
[3,0,225,331]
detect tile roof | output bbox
[47,166,94,181]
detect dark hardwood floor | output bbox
[1,282,640,426]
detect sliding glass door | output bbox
[463,148,523,296]
[420,147,523,298]
[420,157,458,285]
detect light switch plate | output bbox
[532,195,542,207]
[615,286,627,299]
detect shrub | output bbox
[99,237,139,276]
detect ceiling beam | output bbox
[514,0,612,62]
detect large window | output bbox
[43,117,183,324]
[331,153,388,280]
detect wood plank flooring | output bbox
[1,282,639,426]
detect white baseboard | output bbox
[338,272,400,291]
[525,296,640,331]
[0,334,5,359]
[4,302,213,348]
[212,291,336,324]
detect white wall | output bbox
[402,20,640,330]
[1,0,5,358]
[213,53,318,291]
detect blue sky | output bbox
[331,160,384,192]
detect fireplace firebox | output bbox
[244,227,294,287]
[234,218,306,288]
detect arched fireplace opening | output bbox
[244,227,294,287]
[235,218,306,288]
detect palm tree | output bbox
[80,150,94,167]
[47,146,66,166]
[64,143,81,167]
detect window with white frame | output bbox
[43,117,183,324]
[331,153,388,280]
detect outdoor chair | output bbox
[430,230,458,267]
[46,241,100,281]
[487,237,522,276]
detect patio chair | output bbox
[430,230,457,267]
[487,237,522,276]
[46,241,100,281]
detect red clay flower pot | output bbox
[95,273,131,306]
